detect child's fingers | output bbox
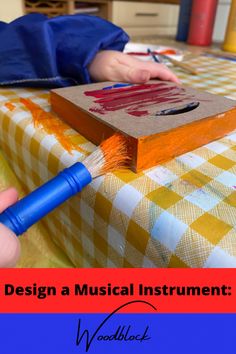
[127,69,150,83]
[0,188,18,213]
[149,64,181,84]
[0,223,20,267]
[113,64,151,83]
[89,50,180,84]
[0,188,20,267]
[118,54,181,84]
[131,61,180,84]
[114,62,179,85]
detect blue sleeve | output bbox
[0,14,129,88]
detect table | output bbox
[0,51,236,268]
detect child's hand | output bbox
[88,50,180,84]
[0,188,20,268]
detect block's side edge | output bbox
[137,106,236,171]
[51,91,116,145]
[50,91,139,172]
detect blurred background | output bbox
[0,0,232,44]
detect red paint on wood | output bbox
[85,83,193,117]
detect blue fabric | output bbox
[0,14,129,88]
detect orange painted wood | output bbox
[136,107,236,171]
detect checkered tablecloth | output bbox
[0,54,236,268]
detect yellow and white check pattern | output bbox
[0,55,236,268]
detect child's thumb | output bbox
[0,224,20,267]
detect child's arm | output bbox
[0,13,129,88]
[0,188,20,268]
[0,14,179,88]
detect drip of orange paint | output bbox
[20,98,88,155]
[5,102,16,111]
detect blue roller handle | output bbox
[0,162,92,236]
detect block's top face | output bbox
[52,81,236,138]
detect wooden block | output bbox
[51,81,236,172]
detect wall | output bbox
[0,0,24,22]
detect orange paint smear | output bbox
[5,102,16,111]
[159,49,178,55]
[20,98,88,155]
